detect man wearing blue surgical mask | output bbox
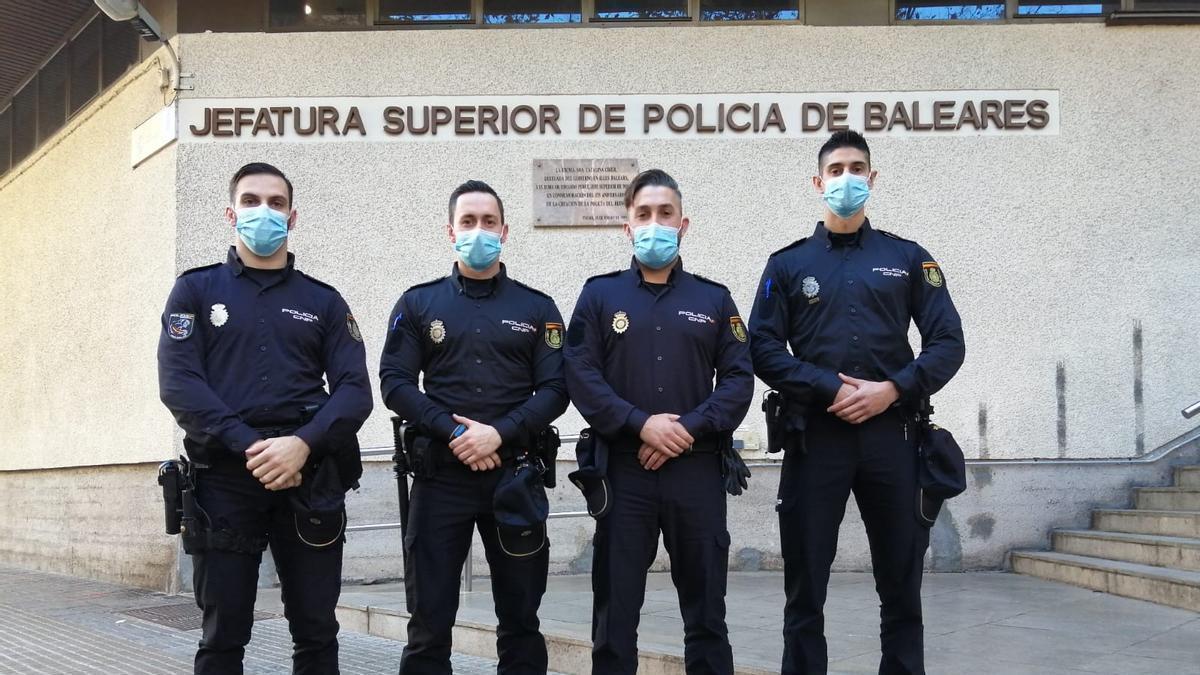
[749,131,965,675]
[564,169,755,674]
[158,162,373,673]
[380,180,568,674]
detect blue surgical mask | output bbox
[454,229,502,271]
[632,223,680,270]
[822,172,871,218]
[235,205,289,257]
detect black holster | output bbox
[534,426,561,489]
[157,458,188,535]
[763,391,808,455]
[399,425,438,479]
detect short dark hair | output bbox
[818,130,871,171]
[229,162,293,206]
[624,168,682,209]
[449,180,505,223]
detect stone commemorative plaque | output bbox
[531,158,639,227]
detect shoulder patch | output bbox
[690,272,729,291]
[877,229,917,244]
[510,277,553,301]
[177,262,222,278]
[297,270,338,293]
[582,269,624,286]
[768,237,809,258]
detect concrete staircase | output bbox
[1011,465,1200,612]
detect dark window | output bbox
[269,0,367,28]
[38,48,68,144]
[101,17,139,87]
[378,0,473,23]
[594,0,690,20]
[69,18,102,115]
[1017,1,1118,15]
[484,0,581,23]
[701,0,798,20]
[11,84,37,167]
[895,2,1005,19]
[0,106,11,177]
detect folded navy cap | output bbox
[493,459,549,557]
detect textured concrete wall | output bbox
[174,23,1200,462]
[0,62,178,471]
[0,464,176,589]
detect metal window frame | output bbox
[0,10,147,180]
[0,104,10,176]
[262,0,1143,29]
[890,0,1118,24]
[265,0,806,30]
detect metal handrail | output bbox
[1184,400,1200,420]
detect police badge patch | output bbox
[612,311,629,334]
[346,313,363,342]
[210,303,228,327]
[168,313,195,341]
[922,262,944,288]
[730,316,748,343]
[429,319,446,344]
[545,322,563,349]
[802,276,821,304]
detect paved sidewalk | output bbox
[2,563,1197,674]
[338,571,1200,674]
[0,564,507,675]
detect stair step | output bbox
[1136,487,1200,511]
[1092,509,1200,538]
[1011,550,1200,612]
[1053,529,1200,572]
[1176,466,1200,488]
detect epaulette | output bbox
[406,276,449,293]
[177,262,222,278]
[878,229,917,244]
[582,270,623,285]
[510,278,552,301]
[690,272,729,291]
[768,237,808,258]
[297,269,338,293]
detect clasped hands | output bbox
[637,413,693,471]
[827,373,900,424]
[245,435,310,491]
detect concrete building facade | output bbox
[1,0,1198,589]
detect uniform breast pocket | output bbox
[863,264,911,305]
[673,308,721,354]
[274,306,325,358]
[495,318,538,354]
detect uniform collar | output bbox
[629,256,684,289]
[813,219,872,250]
[226,246,295,278]
[451,261,508,298]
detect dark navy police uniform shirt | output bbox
[748,220,965,408]
[379,263,569,445]
[564,259,754,442]
[157,247,373,462]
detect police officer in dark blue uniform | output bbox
[565,169,755,674]
[379,180,569,674]
[158,162,374,674]
[748,131,965,675]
